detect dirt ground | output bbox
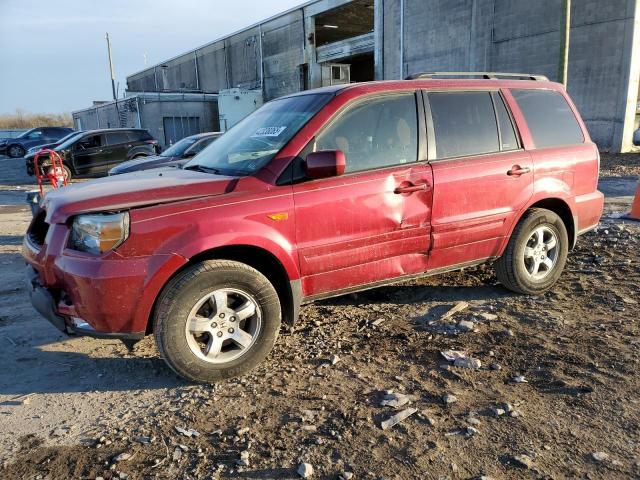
[0,153,638,480]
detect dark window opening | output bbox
[314,0,374,46]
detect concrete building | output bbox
[75,0,639,152]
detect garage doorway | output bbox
[163,116,201,146]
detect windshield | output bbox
[55,132,90,151]
[56,131,81,144]
[185,93,331,176]
[161,136,199,157]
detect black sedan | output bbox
[108,132,222,175]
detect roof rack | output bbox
[405,72,549,81]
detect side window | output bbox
[512,89,584,148]
[492,92,519,151]
[26,130,44,140]
[188,136,217,155]
[428,91,499,159]
[314,93,418,174]
[106,132,130,145]
[78,134,103,149]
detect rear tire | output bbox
[154,260,281,383]
[7,144,25,158]
[494,208,568,295]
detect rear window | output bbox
[512,89,584,148]
[429,91,499,159]
[106,132,130,145]
[128,130,153,142]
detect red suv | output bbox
[23,73,604,382]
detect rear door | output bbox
[104,132,131,168]
[292,91,434,297]
[425,90,533,269]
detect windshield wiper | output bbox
[182,164,221,174]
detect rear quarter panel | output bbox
[503,86,602,244]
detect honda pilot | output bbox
[23,73,604,383]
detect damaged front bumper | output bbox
[25,266,144,340]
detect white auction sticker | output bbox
[252,126,287,137]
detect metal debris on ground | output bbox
[440,350,468,362]
[440,301,469,320]
[380,407,418,430]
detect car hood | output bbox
[25,143,57,158]
[110,154,180,173]
[43,168,237,224]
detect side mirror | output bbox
[182,150,197,158]
[305,150,345,179]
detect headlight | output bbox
[27,146,39,154]
[69,212,129,254]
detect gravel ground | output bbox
[600,152,640,178]
[0,153,638,479]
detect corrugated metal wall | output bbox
[126,10,305,101]
[72,98,140,131]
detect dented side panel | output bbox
[293,163,433,296]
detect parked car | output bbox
[25,128,159,181]
[109,132,222,175]
[0,127,74,158]
[24,131,84,164]
[24,73,604,383]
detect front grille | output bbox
[28,210,49,247]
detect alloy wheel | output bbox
[184,288,262,364]
[523,226,559,280]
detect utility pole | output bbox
[557,0,571,86]
[105,32,117,100]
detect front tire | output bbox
[7,144,25,158]
[154,260,281,383]
[494,208,568,295]
[47,164,72,183]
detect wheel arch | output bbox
[526,198,576,249]
[146,244,301,334]
[7,143,25,156]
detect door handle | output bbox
[507,165,531,176]
[394,182,428,194]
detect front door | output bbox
[292,92,433,297]
[425,90,534,269]
[72,134,106,175]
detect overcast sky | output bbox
[0,0,304,114]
